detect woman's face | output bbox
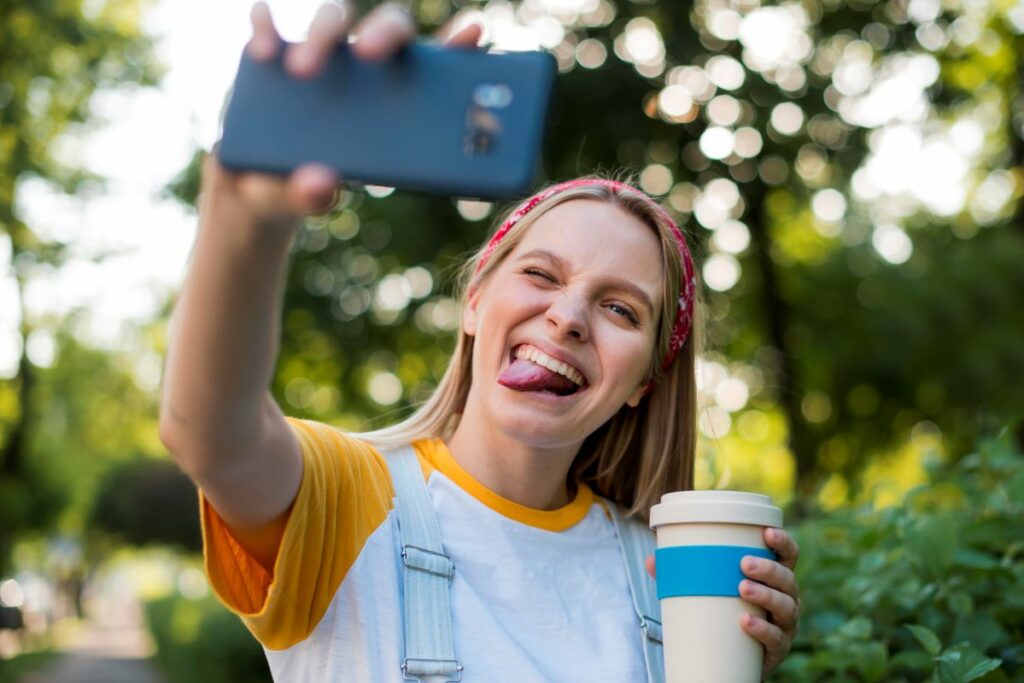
[462,198,665,450]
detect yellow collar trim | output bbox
[412,437,594,532]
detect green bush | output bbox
[91,458,202,552]
[144,593,272,683]
[778,430,1024,683]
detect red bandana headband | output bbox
[474,179,698,371]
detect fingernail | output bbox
[744,557,760,571]
[740,580,756,596]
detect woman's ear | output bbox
[626,379,654,408]
[462,288,480,337]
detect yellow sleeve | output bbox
[200,417,395,650]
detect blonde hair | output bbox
[356,175,702,521]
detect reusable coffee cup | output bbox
[649,490,783,683]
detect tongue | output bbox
[499,359,578,395]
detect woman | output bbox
[159,2,801,680]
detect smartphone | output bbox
[217,41,556,199]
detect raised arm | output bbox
[159,1,482,568]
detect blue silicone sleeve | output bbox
[655,545,778,599]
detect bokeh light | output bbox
[733,127,763,158]
[575,38,607,68]
[705,55,745,90]
[712,220,751,254]
[707,95,741,126]
[811,189,847,223]
[368,371,403,405]
[615,17,665,75]
[457,199,493,221]
[639,164,673,195]
[871,224,913,264]
[771,102,805,136]
[699,126,735,160]
[738,4,812,72]
[703,254,742,291]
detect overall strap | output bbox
[382,445,462,682]
[605,499,665,683]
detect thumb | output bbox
[285,163,340,215]
[645,555,656,579]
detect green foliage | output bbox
[90,458,201,552]
[776,430,1024,682]
[0,0,160,569]
[0,649,58,681]
[0,328,162,571]
[144,593,272,683]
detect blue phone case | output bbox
[217,42,556,199]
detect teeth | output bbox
[514,345,585,386]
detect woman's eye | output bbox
[524,268,555,282]
[608,303,639,325]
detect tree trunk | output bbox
[0,245,31,477]
[745,187,818,503]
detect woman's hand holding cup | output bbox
[739,527,801,680]
[645,525,801,681]
[200,1,484,236]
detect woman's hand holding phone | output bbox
[201,1,484,236]
[161,5,482,561]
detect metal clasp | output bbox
[640,615,663,644]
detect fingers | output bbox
[351,2,417,60]
[739,580,799,631]
[230,162,337,222]
[248,1,282,61]
[765,527,800,570]
[739,547,801,665]
[285,163,340,215]
[741,555,797,598]
[286,0,357,77]
[438,19,484,48]
[741,613,790,672]
[645,555,656,579]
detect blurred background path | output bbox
[17,591,162,683]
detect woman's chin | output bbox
[491,403,593,450]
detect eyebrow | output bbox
[514,249,656,315]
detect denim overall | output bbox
[382,445,665,682]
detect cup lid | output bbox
[649,490,783,529]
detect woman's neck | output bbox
[444,411,581,511]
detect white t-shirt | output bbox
[201,418,648,682]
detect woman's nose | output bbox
[546,293,589,342]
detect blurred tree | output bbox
[0,324,164,569]
[0,1,159,568]
[168,0,1024,507]
[90,458,201,552]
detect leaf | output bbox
[948,591,974,616]
[904,514,960,576]
[853,641,888,682]
[838,616,873,641]
[953,549,1000,570]
[907,624,943,656]
[961,657,1002,681]
[937,644,1003,683]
